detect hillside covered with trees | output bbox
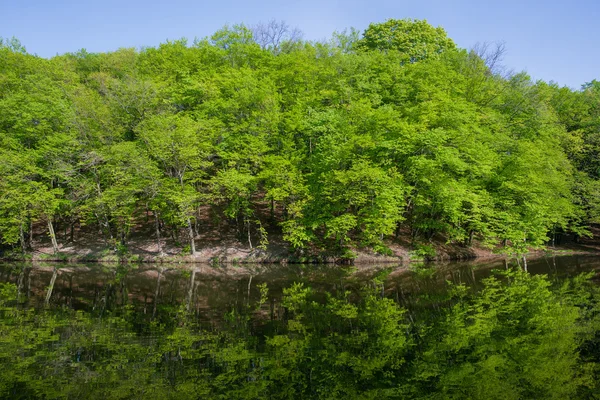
[1,19,599,260]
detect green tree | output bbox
[137,113,213,254]
[357,18,456,62]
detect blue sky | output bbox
[1,0,598,88]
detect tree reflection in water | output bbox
[0,257,599,399]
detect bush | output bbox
[409,243,436,260]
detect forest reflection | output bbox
[0,256,599,399]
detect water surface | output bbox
[1,256,599,399]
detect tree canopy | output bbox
[0,20,598,258]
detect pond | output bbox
[1,255,599,399]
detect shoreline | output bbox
[1,245,597,267]
[3,225,599,268]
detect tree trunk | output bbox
[17,268,25,302]
[19,223,26,253]
[29,219,33,249]
[247,275,253,306]
[48,219,59,254]
[179,174,196,255]
[247,219,253,250]
[152,268,163,318]
[45,267,59,306]
[155,212,163,256]
[270,199,275,220]
[522,255,528,272]
[94,180,115,246]
[186,268,196,311]
[105,216,114,245]
[27,271,31,299]
[120,279,127,306]
[187,218,196,255]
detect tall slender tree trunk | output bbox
[105,215,114,244]
[45,267,59,306]
[27,271,31,299]
[17,268,25,302]
[247,275,253,306]
[270,199,274,220]
[187,218,196,255]
[29,219,33,249]
[155,211,163,256]
[152,268,163,318]
[19,223,26,253]
[48,219,59,254]
[178,174,196,255]
[186,268,196,311]
[94,179,115,247]
[247,219,253,250]
[120,279,127,306]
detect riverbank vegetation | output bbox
[1,19,599,259]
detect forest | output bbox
[1,19,599,259]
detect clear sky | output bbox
[1,0,598,89]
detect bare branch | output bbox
[251,19,303,53]
[471,41,512,78]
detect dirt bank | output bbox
[3,225,599,265]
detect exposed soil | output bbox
[2,207,600,265]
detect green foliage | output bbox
[410,243,437,260]
[0,269,599,398]
[357,18,456,62]
[0,21,597,257]
[411,270,600,399]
